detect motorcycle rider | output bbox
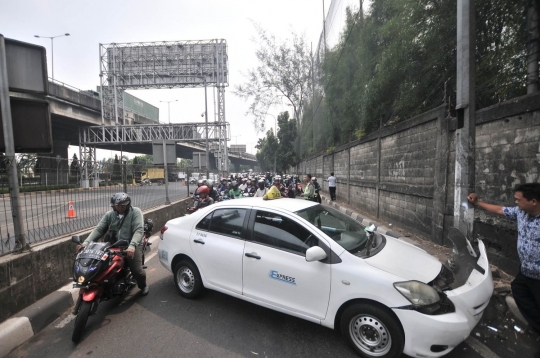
[218,178,228,194]
[191,186,214,211]
[255,179,269,197]
[228,180,243,199]
[76,192,149,296]
[206,179,220,202]
[239,178,248,192]
[312,177,322,203]
[244,180,256,196]
[284,177,296,198]
[272,176,286,195]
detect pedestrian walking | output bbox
[327,172,337,201]
[468,184,540,338]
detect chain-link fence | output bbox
[0,155,190,255]
[301,0,539,157]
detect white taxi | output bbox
[158,197,493,358]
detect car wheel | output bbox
[340,303,404,358]
[174,260,203,298]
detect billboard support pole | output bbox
[0,35,27,251]
[163,139,170,205]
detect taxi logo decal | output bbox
[269,270,296,285]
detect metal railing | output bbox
[0,155,190,255]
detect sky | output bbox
[1,0,363,160]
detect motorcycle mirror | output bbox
[71,235,81,244]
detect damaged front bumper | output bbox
[394,228,494,357]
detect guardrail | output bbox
[0,155,189,256]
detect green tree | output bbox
[255,130,279,172]
[301,0,528,156]
[276,111,298,172]
[234,24,313,133]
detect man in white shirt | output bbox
[327,172,337,201]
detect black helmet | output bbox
[111,192,131,207]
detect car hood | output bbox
[364,236,441,283]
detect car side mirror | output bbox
[71,235,81,244]
[305,246,327,262]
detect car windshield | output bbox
[295,205,368,254]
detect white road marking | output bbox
[55,314,76,329]
[465,336,500,358]
[146,252,158,263]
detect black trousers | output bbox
[126,245,147,289]
[329,187,336,200]
[511,270,540,333]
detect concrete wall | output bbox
[0,197,192,323]
[296,92,540,275]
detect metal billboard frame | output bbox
[97,39,229,174]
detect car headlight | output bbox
[394,281,440,306]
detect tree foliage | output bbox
[255,111,298,173]
[235,23,313,133]
[301,0,529,156]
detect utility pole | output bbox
[204,79,210,179]
[527,2,539,94]
[454,0,476,239]
[311,42,316,153]
[0,35,27,251]
[322,0,327,55]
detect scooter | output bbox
[70,219,152,343]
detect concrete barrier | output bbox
[0,196,192,324]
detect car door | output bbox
[190,207,248,294]
[242,209,332,320]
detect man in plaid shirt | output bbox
[468,183,540,333]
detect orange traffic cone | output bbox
[67,201,77,218]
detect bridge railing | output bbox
[48,78,102,111]
[0,155,191,256]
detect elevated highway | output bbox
[11,79,257,171]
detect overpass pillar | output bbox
[233,162,241,173]
[39,140,71,185]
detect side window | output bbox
[252,211,316,255]
[196,212,213,231]
[208,209,247,238]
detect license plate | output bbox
[79,249,106,260]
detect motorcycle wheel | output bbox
[72,301,92,343]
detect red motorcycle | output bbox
[70,218,153,343]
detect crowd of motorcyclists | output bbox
[188,172,322,213]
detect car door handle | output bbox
[245,252,261,260]
[193,239,205,245]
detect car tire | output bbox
[340,303,404,358]
[173,260,203,298]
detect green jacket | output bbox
[84,207,144,250]
[228,188,243,199]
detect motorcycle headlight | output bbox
[394,281,440,306]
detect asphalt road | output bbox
[7,240,484,358]
[0,183,188,252]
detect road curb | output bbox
[0,282,78,357]
[0,235,161,357]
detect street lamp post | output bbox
[160,100,178,124]
[34,33,70,80]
